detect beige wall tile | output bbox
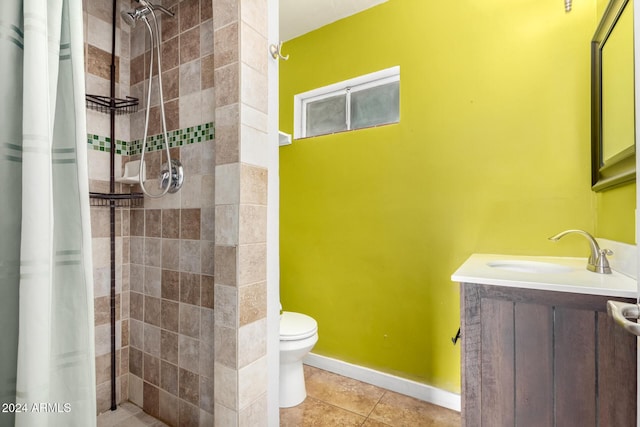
[215,62,240,108]
[238,356,267,410]
[213,0,239,30]
[240,164,267,205]
[179,91,204,129]
[95,323,111,356]
[180,59,202,96]
[93,266,110,298]
[92,237,111,269]
[240,124,268,168]
[201,21,214,57]
[180,303,201,338]
[199,339,215,379]
[179,400,201,425]
[240,0,267,35]
[96,381,111,414]
[179,334,200,371]
[144,266,162,297]
[215,205,240,245]
[240,63,267,113]
[239,204,267,244]
[129,318,143,350]
[181,143,204,176]
[239,281,266,326]
[214,22,239,69]
[240,21,267,75]
[240,103,267,133]
[143,323,161,357]
[87,148,111,181]
[180,239,202,273]
[201,173,216,208]
[214,363,238,410]
[214,284,238,328]
[237,243,266,286]
[237,318,266,368]
[215,103,240,165]
[161,238,180,270]
[161,300,179,333]
[238,392,268,427]
[215,325,237,368]
[214,245,237,286]
[144,237,162,267]
[159,389,179,425]
[215,162,240,205]
[201,240,215,275]
[129,373,143,407]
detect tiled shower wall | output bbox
[83,0,132,413]
[84,0,271,424]
[84,0,218,423]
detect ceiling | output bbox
[279,0,388,41]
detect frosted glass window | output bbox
[305,94,347,137]
[350,81,400,130]
[293,66,400,139]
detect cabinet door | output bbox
[461,283,636,427]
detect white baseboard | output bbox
[303,353,461,412]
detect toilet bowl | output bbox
[279,311,318,408]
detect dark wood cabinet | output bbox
[461,283,637,427]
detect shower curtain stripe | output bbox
[0,0,96,426]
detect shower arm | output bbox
[138,12,173,198]
[138,0,175,18]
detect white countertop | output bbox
[451,253,637,298]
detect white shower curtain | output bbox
[0,0,96,426]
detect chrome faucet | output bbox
[548,229,612,274]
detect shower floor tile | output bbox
[96,401,167,427]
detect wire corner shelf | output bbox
[89,192,144,208]
[86,94,139,115]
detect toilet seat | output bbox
[280,311,317,341]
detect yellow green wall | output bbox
[596,183,636,243]
[279,0,631,393]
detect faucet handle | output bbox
[594,248,613,274]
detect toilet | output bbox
[279,310,318,408]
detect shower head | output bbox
[120,6,152,27]
[121,1,175,27]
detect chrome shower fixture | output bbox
[120,6,152,27]
[124,0,183,198]
[120,0,175,28]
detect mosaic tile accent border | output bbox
[129,122,215,155]
[87,122,215,156]
[86,134,127,154]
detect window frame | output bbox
[293,66,400,139]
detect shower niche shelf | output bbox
[86,94,139,115]
[89,192,144,208]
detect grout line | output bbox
[363,390,388,426]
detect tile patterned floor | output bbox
[280,365,461,427]
[97,366,461,426]
[97,402,168,427]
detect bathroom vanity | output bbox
[452,254,637,427]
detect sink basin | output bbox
[486,260,573,274]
